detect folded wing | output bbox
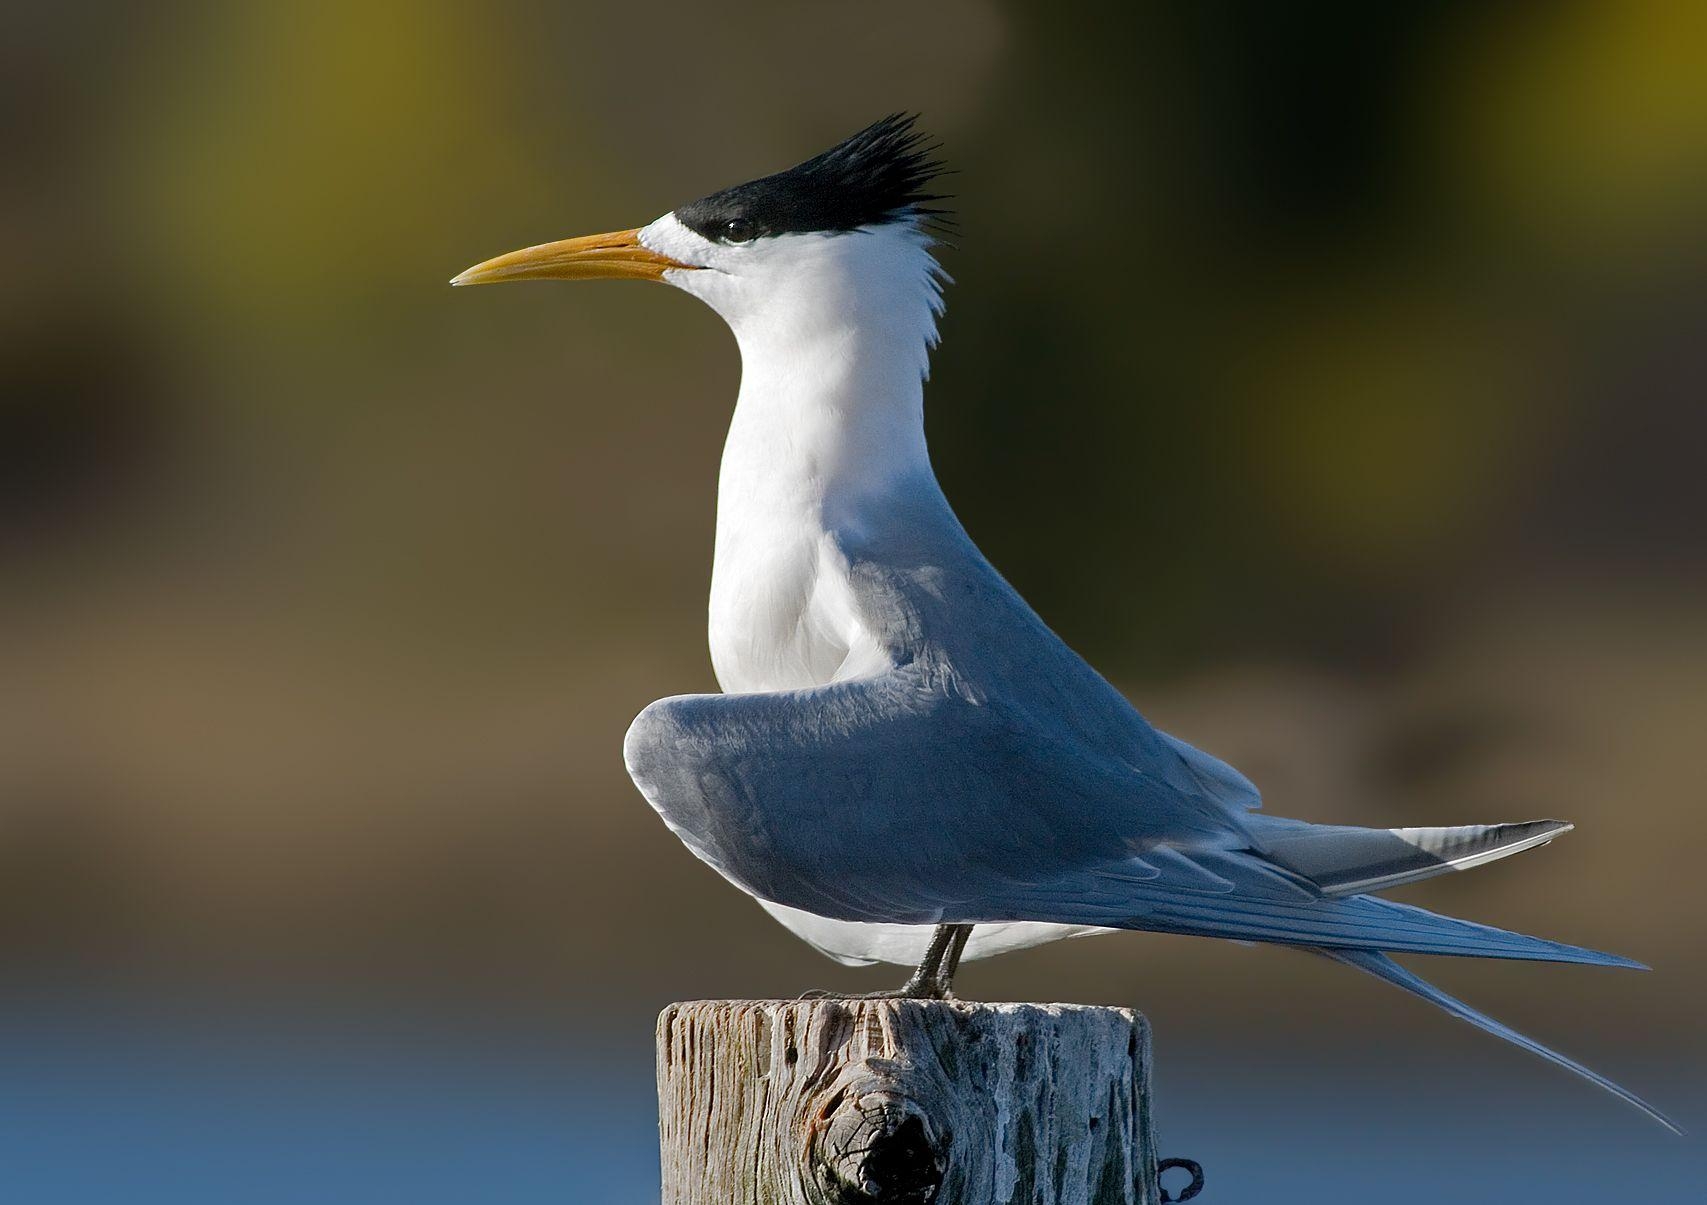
[624,669,1626,965]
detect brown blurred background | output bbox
[3,1,1705,1200]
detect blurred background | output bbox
[3,1,1704,1200]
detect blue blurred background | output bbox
[3,1,1705,1200]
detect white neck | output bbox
[643,217,947,690]
[715,223,945,541]
[720,308,936,523]
[648,217,946,518]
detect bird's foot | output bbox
[796,976,952,1002]
[895,973,948,1000]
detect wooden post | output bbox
[657,999,1158,1205]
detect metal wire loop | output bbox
[1157,1156,1204,1203]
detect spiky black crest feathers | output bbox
[674,114,949,244]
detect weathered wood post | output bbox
[657,999,1159,1205]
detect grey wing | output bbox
[623,669,1636,966]
[621,667,1237,925]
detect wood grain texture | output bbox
[657,999,1157,1205]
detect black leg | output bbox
[935,924,974,998]
[898,923,960,998]
[798,923,977,1001]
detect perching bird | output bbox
[453,115,1674,1130]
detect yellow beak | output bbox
[450,228,695,287]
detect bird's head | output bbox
[453,115,950,376]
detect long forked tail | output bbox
[1317,946,1680,1133]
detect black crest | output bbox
[674,114,948,244]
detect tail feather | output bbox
[1317,947,1679,1134]
[1252,816,1572,896]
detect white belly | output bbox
[760,901,1114,967]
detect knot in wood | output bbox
[813,1082,945,1205]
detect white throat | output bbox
[717,226,942,524]
[639,216,947,692]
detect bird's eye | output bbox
[722,218,757,243]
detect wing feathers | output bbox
[1318,947,1679,1133]
[1081,887,1644,966]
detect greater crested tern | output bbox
[454,115,1674,1130]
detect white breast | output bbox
[704,342,898,696]
[708,522,868,694]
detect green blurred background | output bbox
[3,1,1705,1200]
